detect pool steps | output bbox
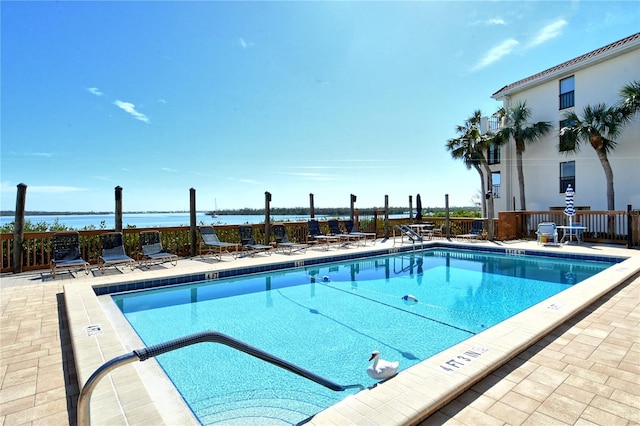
[77,331,365,426]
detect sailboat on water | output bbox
[206,199,219,218]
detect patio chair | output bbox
[431,224,445,239]
[458,220,485,241]
[139,230,178,268]
[238,225,272,257]
[99,232,136,273]
[342,219,377,245]
[50,231,90,278]
[272,224,307,254]
[199,226,239,261]
[536,222,558,245]
[327,219,356,246]
[308,220,340,250]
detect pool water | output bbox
[112,249,614,425]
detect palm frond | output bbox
[619,80,640,120]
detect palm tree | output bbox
[494,101,553,211]
[560,103,626,212]
[446,110,496,240]
[619,80,640,120]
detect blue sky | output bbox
[2,1,639,213]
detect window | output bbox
[559,76,574,110]
[560,161,575,192]
[559,118,576,151]
[487,144,500,164]
[491,172,501,198]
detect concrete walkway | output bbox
[0,278,77,425]
[422,274,639,425]
[1,241,638,425]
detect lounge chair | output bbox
[536,222,558,245]
[328,219,356,246]
[308,220,340,250]
[99,232,136,273]
[199,226,239,261]
[343,219,377,245]
[238,225,272,256]
[431,224,445,239]
[458,220,485,241]
[50,231,90,278]
[139,231,178,268]
[272,224,307,254]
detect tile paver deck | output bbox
[421,271,639,426]
[1,239,638,425]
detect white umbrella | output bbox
[564,184,576,227]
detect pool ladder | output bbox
[393,225,426,249]
[77,330,365,426]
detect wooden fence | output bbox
[2,212,637,274]
[498,210,639,245]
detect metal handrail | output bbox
[77,330,364,426]
[393,225,426,248]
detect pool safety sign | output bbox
[439,346,489,373]
[547,302,566,311]
[86,324,102,337]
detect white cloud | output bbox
[472,38,520,71]
[239,179,260,185]
[92,175,115,182]
[488,18,506,25]
[1,181,16,193]
[113,100,150,123]
[87,87,104,96]
[471,18,506,26]
[27,152,53,157]
[237,37,253,49]
[6,151,53,157]
[527,19,567,48]
[157,99,167,104]
[28,185,86,193]
[282,172,337,181]
[162,167,178,172]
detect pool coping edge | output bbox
[63,241,640,425]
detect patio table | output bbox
[408,223,434,239]
[558,225,587,244]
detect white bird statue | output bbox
[367,350,399,380]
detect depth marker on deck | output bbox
[86,324,102,337]
[439,346,488,373]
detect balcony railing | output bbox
[560,91,575,110]
[492,184,501,199]
[560,177,575,193]
[488,116,502,132]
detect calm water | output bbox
[112,249,614,425]
[2,213,318,229]
[1,212,407,230]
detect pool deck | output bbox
[1,238,638,425]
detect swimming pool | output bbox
[110,248,616,425]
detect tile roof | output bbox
[492,32,640,98]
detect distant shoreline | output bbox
[2,206,478,217]
[0,211,191,216]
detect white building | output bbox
[489,32,640,216]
